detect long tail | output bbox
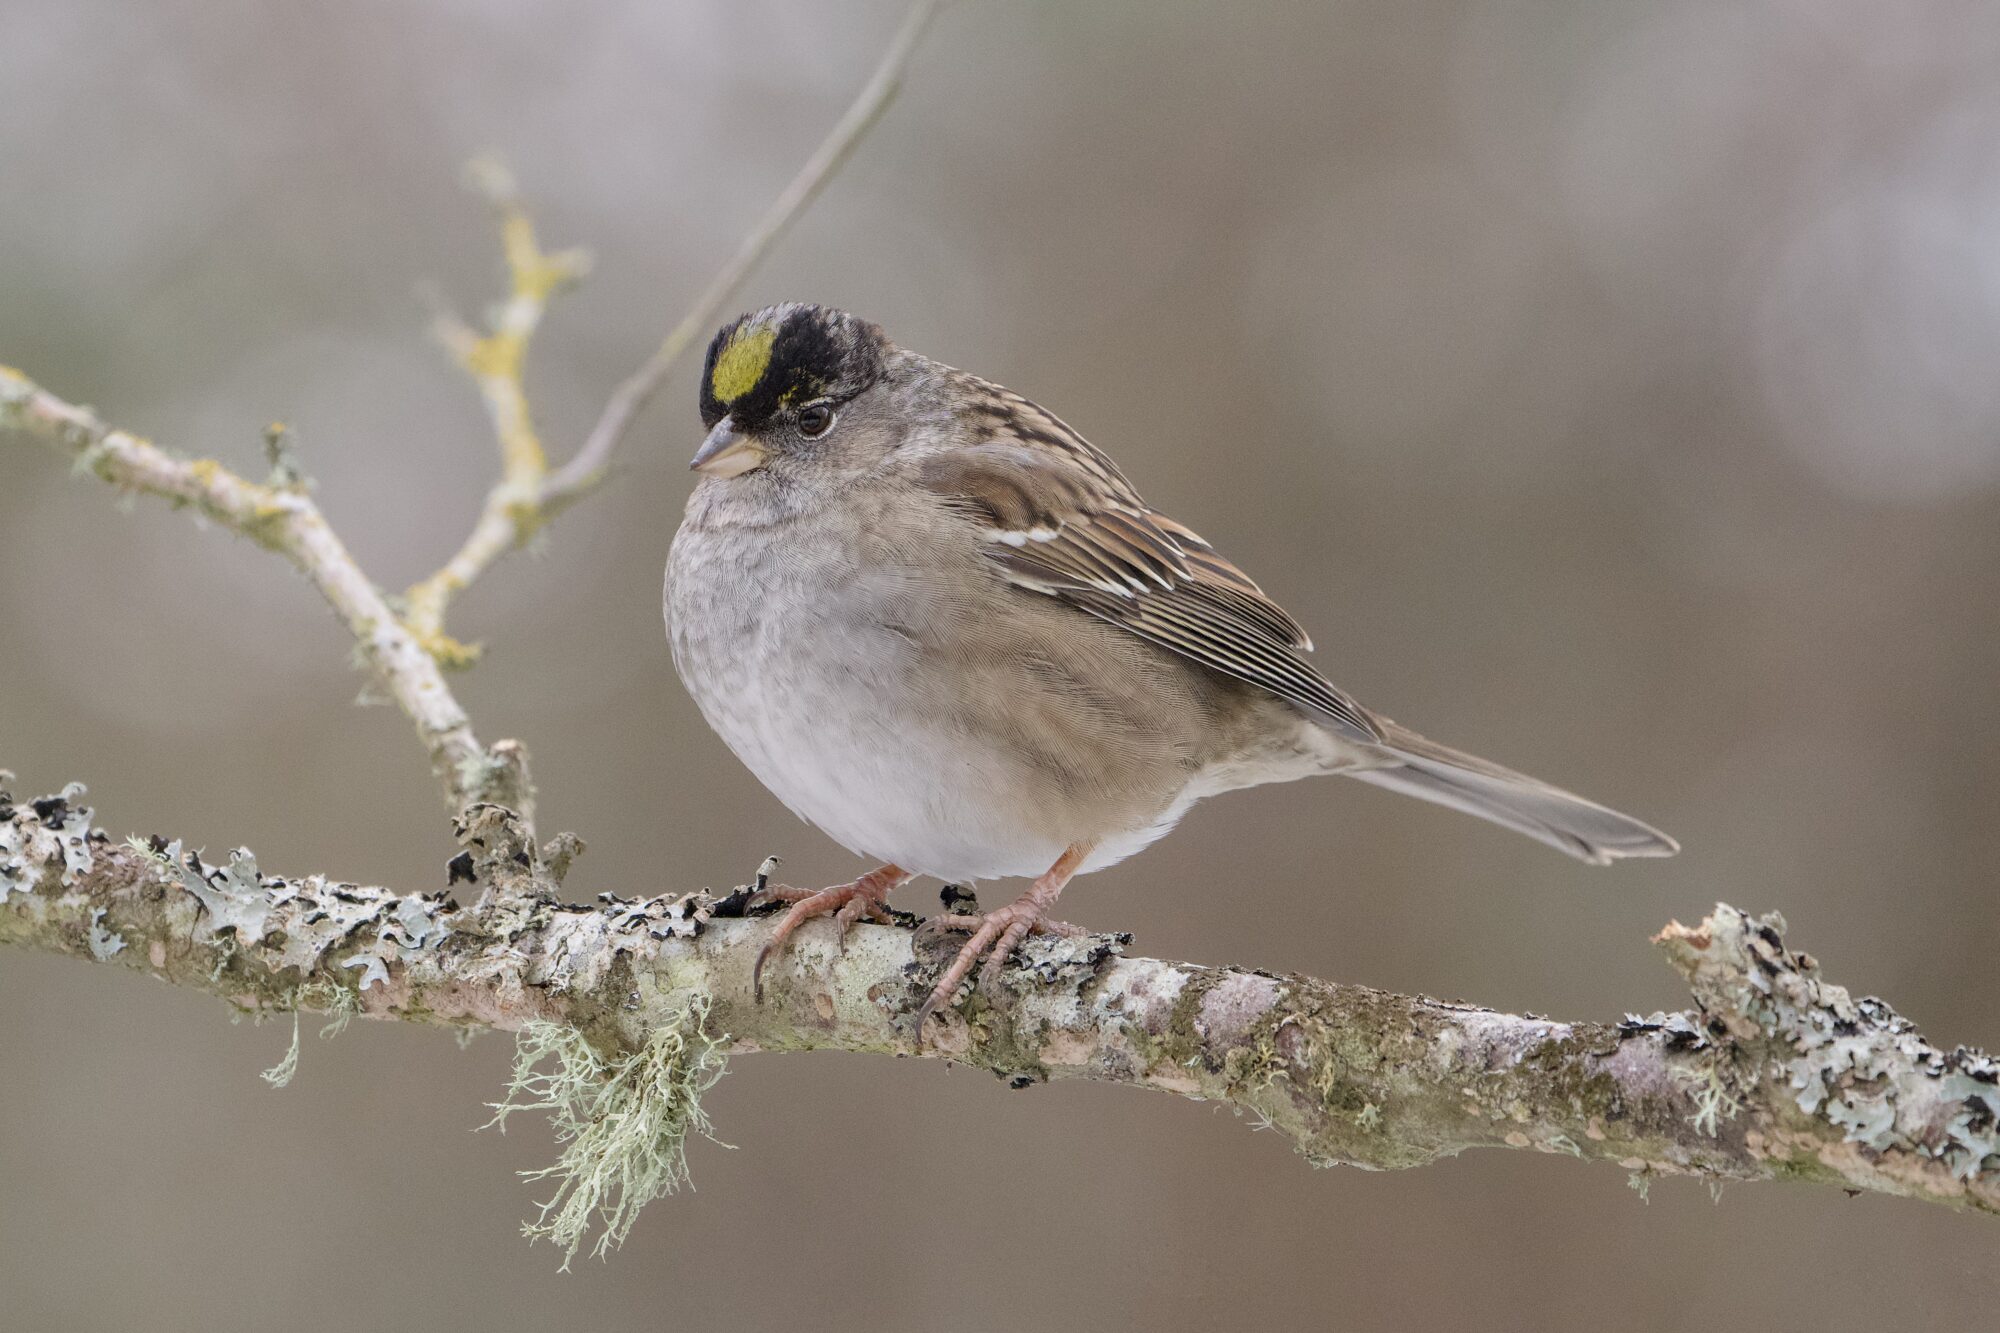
[1348,722,1678,864]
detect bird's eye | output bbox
[796,401,836,439]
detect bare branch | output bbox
[392,1,939,663]
[0,1,944,824]
[0,370,531,819]
[548,0,942,507]
[4,783,1993,1216]
[404,159,592,668]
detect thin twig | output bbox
[0,6,939,815]
[395,0,939,664]
[403,158,592,668]
[0,368,532,820]
[545,0,942,508]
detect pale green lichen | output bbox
[3,780,95,896]
[1667,907,2000,1188]
[49,783,96,884]
[0,811,27,899]
[487,993,729,1266]
[68,438,114,479]
[87,908,124,961]
[170,841,273,939]
[1686,1065,1742,1138]
[260,1018,301,1089]
[261,421,308,492]
[206,933,239,984]
[124,833,173,871]
[261,982,359,1089]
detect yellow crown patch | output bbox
[708,324,777,404]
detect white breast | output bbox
[663,483,1344,885]
[666,501,1083,882]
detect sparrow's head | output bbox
[691,304,892,479]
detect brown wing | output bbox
[917,409,1380,743]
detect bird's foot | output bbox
[913,896,1086,1035]
[751,863,908,1001]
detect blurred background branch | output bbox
[556,0,942,508]
[0,0,935,803]
[400,0,941,667]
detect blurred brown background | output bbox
[4,2,1998,1329]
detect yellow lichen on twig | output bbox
[395,2,940,667]
[401,157,591,668]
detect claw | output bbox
[913,989,949,1037]
[750,864,908,1002]
[978,918,1037,1001]
[913,843,1092,1041]
[832,891,890,951]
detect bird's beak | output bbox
[689,418,768,478]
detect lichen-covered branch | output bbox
[0,373,530,819]
[5,779,1992,1218]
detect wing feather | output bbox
[916,416,1377,743]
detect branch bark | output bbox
[4,781,1994,1215]
[0,369,532,822]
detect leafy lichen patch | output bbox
[1007,928,1130,991]
[2,779,97,896]
[86,908,125,960]
[0,786,28,900]
[1660,905,1999,1198]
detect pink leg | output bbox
[914,843,1093,1035]
[752,864,910,1001]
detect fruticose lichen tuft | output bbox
[1680,1057,1743,1139]
[260,982,359,1089]
[487,993,730,1266]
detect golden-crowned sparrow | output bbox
[665,304,1677,1031]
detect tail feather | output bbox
[1349,724,1678,864]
